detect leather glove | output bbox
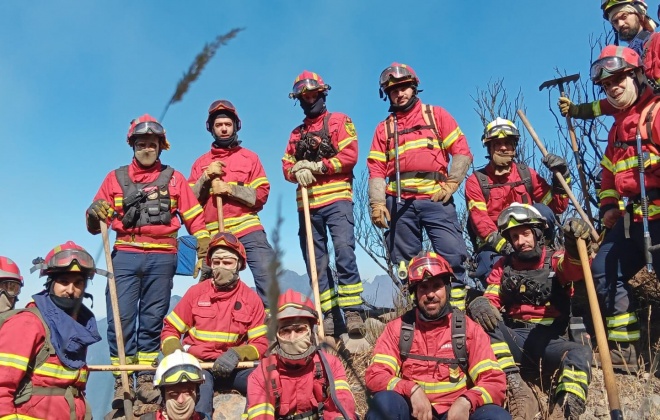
[430,181,459,204]
[558,97,577,117]
[370,202,390,229]
[562,218,591,259]
[213,348,240,377]
[295,169,316,187]
[161,337,184,356]
[205,161,226,178]
[212,179,233,196]
[87,199,112,221]
[486,232,513,255]
[292,160,325,174]
[467,296,502,332]
[194,237,210,279]
[542,154,570,179]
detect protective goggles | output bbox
[210,232,240,247]
[408,260,447,283]
[159,365,204,386]
[496,207,544,230]
[379,66,415,88]
[30,249,96,277]
[290,79,327,98]
[277,323,311,338]
[482,124,520,140]
[208,99,237,114]
[132,121,165,137]
[0,280,21,298]
[590,56,631,83]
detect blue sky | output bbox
[0,1,609,318]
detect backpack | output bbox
[114,165,175,229]
[294,113,339,162]
[383,104,445,164]
[474,162,533,203]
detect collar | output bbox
[210,145,241,159]
[302,109,329,127]
[510,246,548,270]
[129,158,163,183]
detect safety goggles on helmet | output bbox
[289,79,327,99]
[590,56,634,83]
[211,231,240,247]
[482,123,520,141]
[30,248,96,278]
[0,280,21,298]
[131,121,165,138]
[496,204,546,234]
[208,99,237,115]
[379,65,416,88]
[158,364,204,387]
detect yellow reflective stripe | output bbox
[338,295,363,307]
[328,157,342,172]
[387,377,400,391]
[386,178,441,195]
[555,382,586,401]
[182,204,204,221]
[0,415,45,420]
[338,137,355,150]
[166,311,189,334]
[247,402,275,418]
[468,359,500,379]
[599,189,620,201]
[608,329,640,341]
[34,362,84,381]
[606,312,638,328]
[592,100,602,117]
[526,317,555,325]
[114,197,123,207]
[490,342,511,356]
[450,287,466,298]
[441,127,462,149]
[472,385,493,404]
[540,189,552,205]
[0,353,29,371]
[484,284,500,297]
[248,177,268,189]
[193,230,210,239]
[612,154,660,173]
[247,324,267,340]
[368,150,387,162]
[283,154,296,164]
[189,328,239,343]
[335,379,351,392]
[468,200,487,211]
[297,181,352,196]
[372,354,400,375]
[632,202,660,217]
[337,283,364,295]
[207,214,263,236]
[137,352,159,366]
[319,288,336,301]
[386,138,442,160]
[600,156,614,172]
[114,240,176,250]
[171,198,179,208]
[320,298,338,312]
[417,377,467,394]
[497,356,516,371]
[559,367,589,386]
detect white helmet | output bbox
[153,350,205,388]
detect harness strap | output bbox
[32,385,91,420]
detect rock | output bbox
[639,394,660,418]
[341,333,371,354]
[213,392,246,420]
[364,318,385,346]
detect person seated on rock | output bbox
[246,289,358,420]
[161,232,268,418]
[365,252,509,420]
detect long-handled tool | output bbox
[392,115,403,204]
[576,238,623,420]
[517,110,599,242]
[635,128,657,272]
[301,186,325,337]
[539,74,595,226]
[100,221,134,420]
[89,361,257,372]
[216,196,225,232]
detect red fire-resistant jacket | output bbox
[367,100,473,200]
[365,311,505,415]
[246,351,357,420]
[465,162,568,245]
[484,247,586,325]
[189,146,270,237]
[0,305,89,420]
[161,279,268,362]
[89,159,209,253]
[282,110,358,210]
[600,89,660,222]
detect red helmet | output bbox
[206,232,247,270]
[0,257,22,285]
[379,62,420,95]
[277,289,318,322]
[601,0,648,20]
[32,241,98,280]
[407,252,454,287]
[206,99,242,133]
[591,45,642,84]
[127,114,171,150]
[289,71,331,99]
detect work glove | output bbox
[370,202,390,229]
[211,179,233,196]
[542,154,570,179]
[292,160,325,174]
[467,296,502,332]
[205,161,226,179]
[212,348,240,377]
[485,232,513,255]
[562,218,592,260]
[558,97,578,117]
[161,337,184,356]
[430,181,459,204]
[194,236,210,279]
[295,169,316,187]
[87,199,112,221]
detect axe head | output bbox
[539,73,580,91]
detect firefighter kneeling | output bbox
[468,203,593,419]
[246,289,358,419]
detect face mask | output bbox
[134,148,158,167]
[300,94,326,118]
[49,294,83,315]
[0,293,14,312]
[491,150,515,168]
[277,328,313,356]
[606,75,639,110]
[212,267,238,289]
[165,397,195,420]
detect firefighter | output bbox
[589,45,660,371]
[559,0,659,119]
[142,350,208,420]
[85,114,210,408]
[282,70,365,337]
[0,256,22,313]
[246,289,358,420]
[365,252,509,420]
[0,241,102,419]
[189,99,276,305]
[367,62,473,310]
[465,117,570,284]
[467,203,593,419]
[161,232,268,418]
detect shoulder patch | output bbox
[197,300,211,307]
[344,118,356,137]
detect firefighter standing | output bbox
[189,100,276,305]
[161,232,268,418]
[465,118,569,283]
[282,71,365,337]
[365,252,508,420]
[367,62,473,310]
[246,289,358,420]
[467,204,593,419]
[0,256,23,313]
[85,114,210,407]
[0,242,102,420]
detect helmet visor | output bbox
[379,65,415,88]
[159,364,204,386]
[208,99,237,115]
[496,207,544,230]
[291,79,324,98]
[590,56,630,83]
[132,121,165,138]
[408,258,451,283]
[211,232,240,247]
[0,280,21,298]
[483,124,520,141]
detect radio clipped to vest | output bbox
[294,113,338,162]
[115,165,174,229]
[500,254,556,307]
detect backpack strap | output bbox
[474,168,492,202]
[421,104,441,142]
[114,165,174,197]
[398,309,416,360]
[450,308,469,378]
[317,350,352,420]
[515,163,533,204]
[384,116,395,163]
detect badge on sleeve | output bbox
[344,118,356,138]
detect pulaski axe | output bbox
[539,73,595,226]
